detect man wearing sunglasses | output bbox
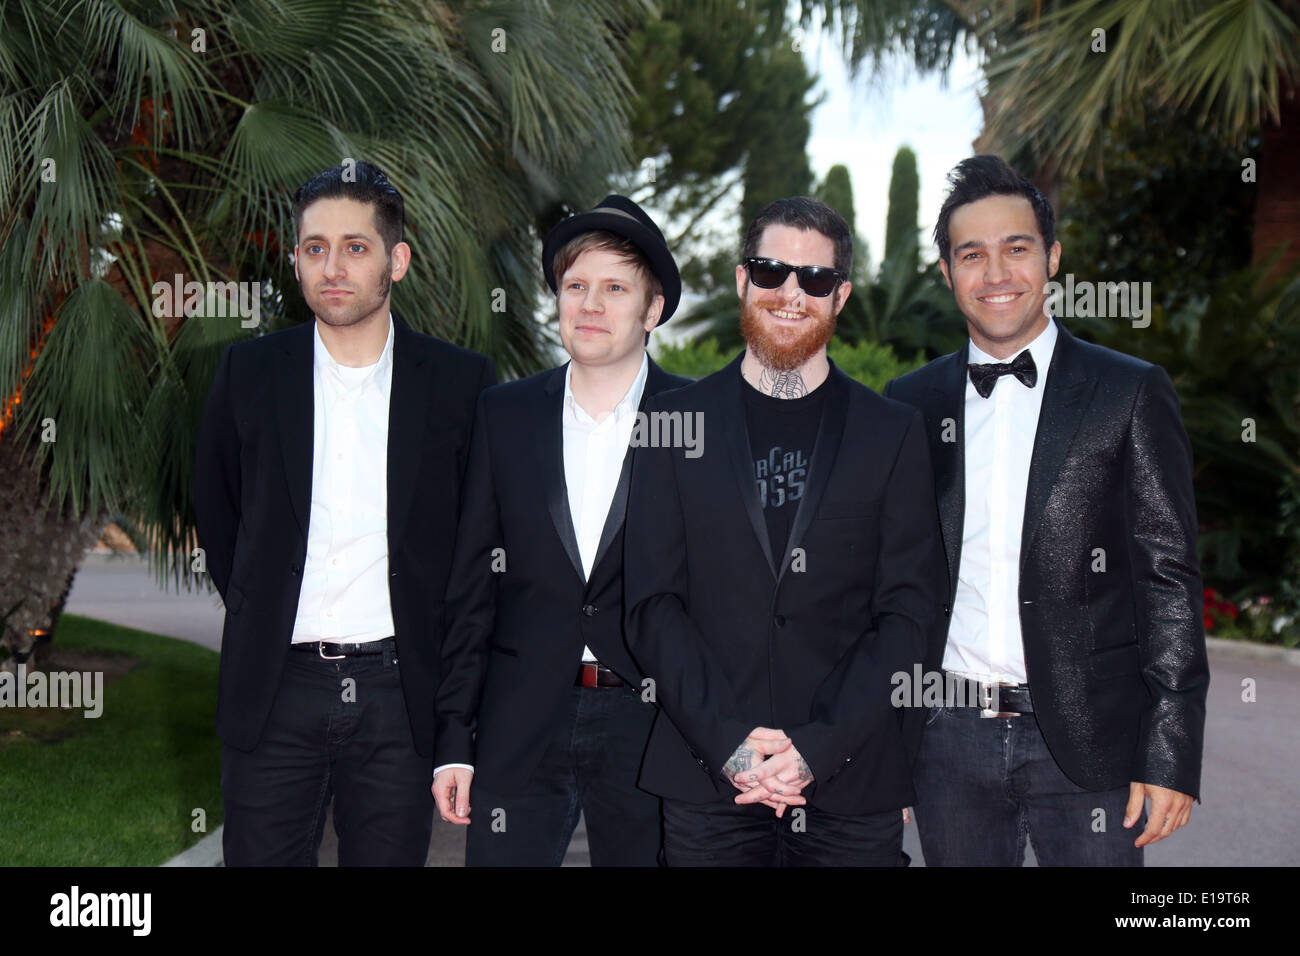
[623,196,944,865]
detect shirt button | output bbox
[326,608,335,618]
[582,605,597,617]
[774,615,786,628]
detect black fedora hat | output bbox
[541,194,681,324]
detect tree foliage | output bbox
[0,0,650,603]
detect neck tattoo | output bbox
[759,366,807,399]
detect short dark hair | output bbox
[550,230,663,310]
[293,161,404,254]
[741,197,852,275]
[934,155,1055,264]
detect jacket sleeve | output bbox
[1124,365,1209,799]
[623,394,755,781]
[783,409,943,783]
[435,390,500,769]
[194,346,240,600]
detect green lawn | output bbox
[0,614,222,865]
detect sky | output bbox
[653,31,986,348]
[804,32,986,268]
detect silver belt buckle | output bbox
[318,641,346,661]
[979,681,1017,718]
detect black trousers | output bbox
[465,684,661,866]
[662,797,906,867]
[221,642,434,866]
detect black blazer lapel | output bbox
[275,321,315,539]
[387,317,432,551]
[931,344,969,597]
[538,364,586,583]
[777,362,849,587]
[723,354,777,578]
[1020,322,1096,569]
[589,359,677,578]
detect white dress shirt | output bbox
[945,319,1058,683]
[290,315,396,645]
[563,353,649,662]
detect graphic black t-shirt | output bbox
[742,377,826,565]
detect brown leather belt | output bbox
[575,662,626,688]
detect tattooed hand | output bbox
[732,736,815,817]
[722,744,759,783]
[722,727,792,789]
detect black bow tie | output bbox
[968,350,1037,398]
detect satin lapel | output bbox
[538,364,586,584]
[1020,325,1095,570]
[776,364,849,587]
[931,345,969,594]
[386,318,432,551]
[724,354,777,578]
[275,322,315,538]
[589,360,671,577]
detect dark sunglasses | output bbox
[743,257,845,297]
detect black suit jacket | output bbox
[435,358,691,790]
[194,315,495,757]
[884,319,1209,798]
[622,354,945,815]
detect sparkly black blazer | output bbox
[885,319,1209,799]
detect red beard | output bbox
[739,293,836,372]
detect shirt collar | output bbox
[313,313,395,398]
[563,352,649,425]
[967,316,1058,386]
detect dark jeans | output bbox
[221,644,434,866]
[912,705,1143,866]
[662,797,905,867]
[465,684,661,866]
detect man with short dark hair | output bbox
[432,195,690,866]
[196,160,495,865]
[885,155,1209,865]
[622,196,944,866]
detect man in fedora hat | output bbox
[432,195,691,865]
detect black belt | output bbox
[291,636,396,659]
[946,673,1034,715]
[575,662,626,688]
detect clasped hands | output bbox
[722,727,814,818]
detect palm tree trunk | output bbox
[1253,78,1300,276]
[0,435,102,670]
